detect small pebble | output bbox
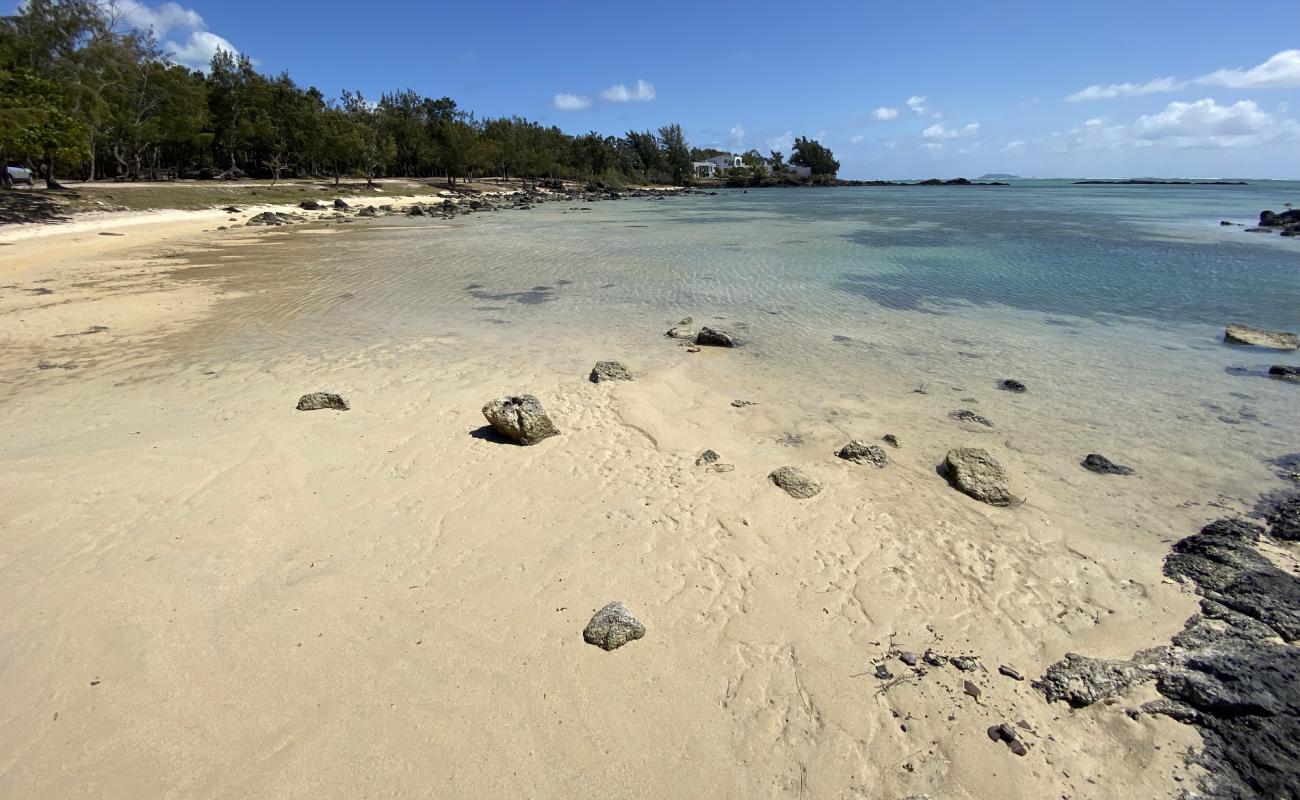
[998,664,1025,681]
[963,680,981,700]
[899,651,918,667]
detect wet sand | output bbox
[0,198,1262,798]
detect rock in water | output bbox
[332,198,349,209]
[481,394,560,445]
[589,360,633,383]
[998,379,1027,393]
[943,448,1013,506]
[296,392,349,411]
[836,440,889,467]
[1224,323,1300,350]
[949,409,994,428]
[665,325,696,340]
[769,466,822,498]
[583,602,645,651]
[695,327,735,347]
[1268,365,1300,380]
[882,434,901,448]
[1082,453,1135,475]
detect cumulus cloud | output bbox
[166,30,239,70]
[906,95,930,116]
[922,142,945,153]
[600,79,656,103]
[1065,77,1183,102]
[1197,49,1300,90]
[727,124,745,149]
[1001,139,1027,152]
[850,134,864,144]
[553,93,590,111]
[922,121,980,140]
[871,106,898,121]
[114,0,204,35]
[113,0,241,70]
[1054,98,1300,151]
[1066,49,1300,102]
[766,131,794,154]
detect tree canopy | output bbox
[0,0,832,188]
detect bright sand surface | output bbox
[6,188,1293,798]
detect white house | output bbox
[692,161,719,179]
[706,154,744,170]
[785,164,812,179]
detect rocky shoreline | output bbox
[228,183,703,230]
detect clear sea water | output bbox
[190,181,1300,504]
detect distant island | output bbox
[1073,179,1249,185]
[836,177,1008,187]
[976,173,1022,181]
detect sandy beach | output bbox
[11,189,1285,798]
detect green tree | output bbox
[790,136,839,178]
[657,123,690,185]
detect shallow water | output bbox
[178,184,1300,498]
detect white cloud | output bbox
[922,121,980,140]
[1001,139,1027,152]
[955,142,982,155]
[872,106,899,121]
[114,0,204,36]
[553,93,590,111]
[766,131,794,153]
[114,1,241,71]
[165,30,239,70]
[1054,98,1300,151]
[1066,50,1300,102]
[600,79,656,103]
[1065,77,1184,102]
[1197,49,1300,90]
[922,142,945,153]
[906,95,929,115]
[727,124,745,149]
[850,134,864,144]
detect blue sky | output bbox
[41,1,1300,178]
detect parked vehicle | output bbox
[4,164,35,188]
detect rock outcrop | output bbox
[1224,323,1299,350]
[481,394,560,445]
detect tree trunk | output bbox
[43,156,67,190]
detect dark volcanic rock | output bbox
[1038,511,1300,799]
[1259,492,1300,541]
[296,392,349,411]
[835,440,889,468]
[582,602,645,651]
[1268,365,1300,380]
[589,360,633,383]
[882,434,900,448]
[481,394,560,445]
[299,200,324,210]
[333,198,350,210]
[695,327,735,347]
[998,379,1027,393]
[1082,453,1135,475]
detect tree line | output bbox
[0,0,837,188]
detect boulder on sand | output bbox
[769,465,822,498]
[296,392,349,411]
[836,440,889,467]
[589,360,633,383]
[1224,324,1299,350]
[481,394,560,445]
[665,325,696,340]
[583,602,645,651]
[695,327,735,347]
[943,448,1013,506]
